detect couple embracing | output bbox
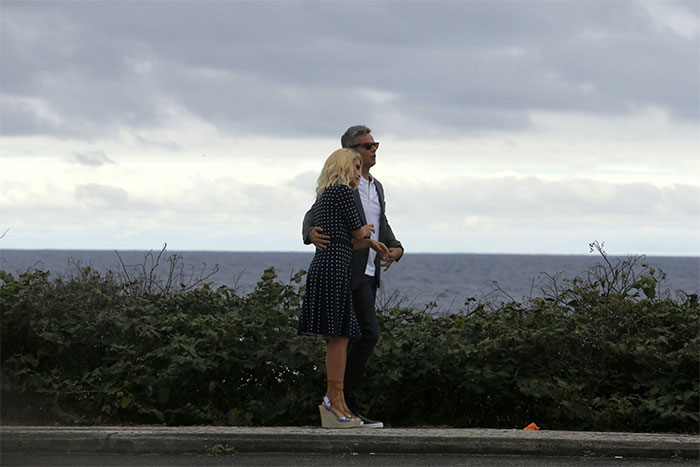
[298,125,403,429]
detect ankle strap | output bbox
[327,379,344,390]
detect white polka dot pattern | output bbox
[298,184,363,338]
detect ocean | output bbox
[0,250,700,313]
[1,249,698,312]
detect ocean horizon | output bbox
[2,249,698,313]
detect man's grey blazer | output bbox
[302,178,403,290]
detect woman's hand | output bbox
[381,247,404,271]
[360,224,375,239]
[351,224,375,241]
[369,240,390,261]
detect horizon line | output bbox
[1,247,698,258]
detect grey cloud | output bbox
[74,183,129,208]
[288,171,319,193]
[1,1,697,138]
[74,151,114,166]
[151,173,314,227]
[663,184,700,217]
[390,178,699,227]
[0,94,62,135]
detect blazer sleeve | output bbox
[374,179,404,260]
[302,204,315,245]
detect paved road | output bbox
[2,452,697,467]
[5,426,697,460]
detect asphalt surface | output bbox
[2,452,698,467]
[1,426,698,462]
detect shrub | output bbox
[1,265,324,426]
[1,244,697,432]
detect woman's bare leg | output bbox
[325,336,353,418]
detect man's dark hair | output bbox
[341,125,372,148]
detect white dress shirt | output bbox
[358,175,381,276]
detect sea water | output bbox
[2,249,697,312]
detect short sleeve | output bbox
[336,185,363,232]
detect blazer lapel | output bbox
[374,178,386,215]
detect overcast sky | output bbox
[1,0,698,255]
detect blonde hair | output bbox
[316,149,361,198]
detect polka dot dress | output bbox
[298,184,363,338]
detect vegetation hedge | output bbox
[1,244,698,432]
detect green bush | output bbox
[1,244,698,432]
[367,291,698,432]
[1,265,324,426]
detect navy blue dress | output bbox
[298,184,363,338]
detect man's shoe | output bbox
[355,413,384,429]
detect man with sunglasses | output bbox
[302,125,404,428]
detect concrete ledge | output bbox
[1,426,698,459]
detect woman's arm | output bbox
[352,238,390,260]
[351,223,374,241]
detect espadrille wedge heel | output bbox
[319,397,361,428]
[319,380,360,429]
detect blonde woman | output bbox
[298,148,389,428]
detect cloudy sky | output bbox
[1,0,698,255]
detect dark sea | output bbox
[1,249,698,313]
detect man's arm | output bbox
[382,216,403,254]
[380,216,404,271]
[302,207,314,245]
[373,178,404,270]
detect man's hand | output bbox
[381,247,403,272]
[309,227,331,251]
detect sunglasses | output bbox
[351,141,379,150]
